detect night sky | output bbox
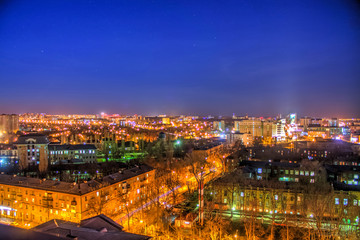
[0,0,359,117]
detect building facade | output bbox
[15,134,49,172]
[48,144,97,163]
[0,114,19,134]
[0,164,155,227]
[237,119,273,138]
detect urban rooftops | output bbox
[16,133,49,145]
[0,164,154,195]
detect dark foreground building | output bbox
[0,214,151,240]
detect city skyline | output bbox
[1,1,360,238]
[1,0,360,117]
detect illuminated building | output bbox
[0,164,155,227]
[211,166,360,232]
[328,118,339,127]
[237,118,273,138]
[0,144,18,165]
[15,134,49,172]
[226,132,253,147]
[175,213,198,228]
[299,117,312,130]
[234,121,240,131]
[287,113,297,125]
[239,160,324,183]
[272,119,286,140]
[0,114,19,134]
[162,117,170,125]
[326,165,360,186]
[350,132,360,144]
[48,144,97,164]
[213,120,225,132]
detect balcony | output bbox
[42,196,54,208]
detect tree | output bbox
[87,187,110,217]
[244,197,265,240]
[301,182,333,240]
[117,184,133,231]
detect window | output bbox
[354,200,358,206]
[275,195,278,200]
[257,168,262,174]
[310,179,315,183]
[335,198,339,205]
[344,199,348,205]
[310,171,315,176]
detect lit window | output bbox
[310,171,315,176]
[354,200,358,206]
[257,168,262,174]
[275,195,278,200]
[335,198,339,205]
[344,199,348,205]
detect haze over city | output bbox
[1,0,360,117]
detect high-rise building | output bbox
[300,117,312,130]
[0,114,19,134]
[272,119,286,140]
[237,118,273,138]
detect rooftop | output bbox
[49,144,97,151]
[30,214,152,240]
[0,164,154,195]
[15,134,49,145]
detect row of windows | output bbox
[335,198,360,206]
[50,150,96,154]
[257,168,315,176]
[235,192,360,207]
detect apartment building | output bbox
[0,164,155,227]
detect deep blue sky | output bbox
[1,0,359,117]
